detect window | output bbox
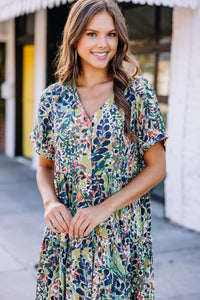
[119,4,172,201]
[120,4,172,126]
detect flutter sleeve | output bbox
[134,77,168,157]
[30,88,55,160]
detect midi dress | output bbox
[31,76,168,300]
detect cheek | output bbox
[109,40,118,53]
[77,40,95,56]
[76,40,84,53]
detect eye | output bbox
[108,32,117,37]
[86,32,96,37]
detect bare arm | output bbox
[37,156,73,233]
[68,141,166,238]
[37,157,57,207]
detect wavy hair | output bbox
[55,0,140,140]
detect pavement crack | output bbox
[0,241,27,272]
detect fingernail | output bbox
[68,233,72,236]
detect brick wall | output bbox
[165,6,200,232]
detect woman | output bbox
[31,0,168,299]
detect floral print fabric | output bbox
[31,77,168,300]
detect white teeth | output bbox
[93,52,107,57]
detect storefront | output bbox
[0,0,199,232]
[0,0,175,160]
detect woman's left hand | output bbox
[68,203,113,238]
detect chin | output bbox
[92,61,110,69]
[82,57,111,71]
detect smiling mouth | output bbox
[92,52,108,58]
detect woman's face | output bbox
[76,11,118,73]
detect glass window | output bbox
[125,6,155,46]
[159,7,172,43]
[26,14,34,36]
[16,13,34,37]
[157,52,171,97]
[135,53,155,87]
[121,4,172,107]
[120,4,172,203]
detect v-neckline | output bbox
[72,82,114,122]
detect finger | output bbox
[74,217,86,237]
[50,216,65,233]
[54,212,68,233]
[68,219,75,237]
[60,208,73,230]
[46,219,59,234]
[83,224,94,237]
[79,220,90,237]
[45,210,64,233]
[68,213,80,237]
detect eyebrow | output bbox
[85,29,117,32]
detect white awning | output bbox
[117,0,198,9]
[0,0,198,22]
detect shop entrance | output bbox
[15,13,34,158]
[22,44,34,159]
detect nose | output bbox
[97,35,107,48]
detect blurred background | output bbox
[0,0,200,299]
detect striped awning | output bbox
[0,0,198,22]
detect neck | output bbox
[76,66,111,89]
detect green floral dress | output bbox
[31,77,168,300]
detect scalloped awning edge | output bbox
[0,0,198,22]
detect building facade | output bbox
[0,0,199,232]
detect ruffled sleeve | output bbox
[132,77,168,157]
[30,87,55,160]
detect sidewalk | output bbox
[0,154,200,300]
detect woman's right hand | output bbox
[36,156,73,234]
[44,201,73,234]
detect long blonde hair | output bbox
[55,0,140,140]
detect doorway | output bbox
[15,13,34,158]
[22,44,34,159]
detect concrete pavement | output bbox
[0,154,200,300]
